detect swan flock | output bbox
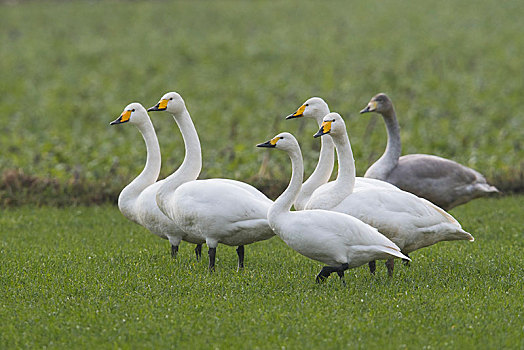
[111,91,496,283]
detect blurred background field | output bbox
[1,0,523,206]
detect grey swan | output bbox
[360,93,499,210]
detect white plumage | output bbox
[110,103,204,258]
[286,97,399,210]
[257,132,409,283]
[305,113,474,275]
[148,92,274,271]
[171,179,274,257]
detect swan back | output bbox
[387,154,499,209]
[274,209,407,267]
[319,188,473,253]
[172,179,274,247]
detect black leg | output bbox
[402,253,410,266]
[316,263,349,284]
[208,247,216,272]
[336,270,346,286]
[171,245,178,258]
[316,266,334,283]
[195,244,202,261]
[385,258,395,277]
[368,260,376,274]
[236,245,244,270]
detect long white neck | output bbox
[364,107,401,180]
[157,109,202,216]
[294,108,333,210]
[118,119,161,224]
[268,146,304,222]
[328,129,356,202]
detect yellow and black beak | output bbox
[360,101,377,114]
[313,120,332,138]
[147,99,169,112]
[256,136,281,148]
[286,104,306,120]
[110,110,132,125]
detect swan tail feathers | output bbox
[478,183,499,194]
[423,223,474,242]
[378,245,411,261]
[460,229,475,242]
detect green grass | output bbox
[1,0,524,205]
[1,196,523,348]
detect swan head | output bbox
[360,93,393,114]
[256,132,299,152]
[110,103,149,126]
[147,91,187,115]
[286,97,329,122]
[313,112,346,138]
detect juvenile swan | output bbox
[257,132,409,284]
[110,103,204,257]
[307,113,474,275]
[286,97,399,210]
[360,93,499,210]
[148,92,274,271]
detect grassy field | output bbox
[1,0,524,205]
[1,1,522,348]
[1,196,523,348]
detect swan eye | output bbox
[305,104,309,107]
[169,98,173,100]
[132,109,135,112]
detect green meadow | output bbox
[1,0,523,205]
[1,0,523,348]
[1,196,523,348]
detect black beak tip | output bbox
[360,107,369,114]
[313,130,327,138]
[147,106,157,112]
[256,141,275,148]
[286,114,298,120]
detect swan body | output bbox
[360,93,499,210]
[172,179,274,247]
[306,113,474,275]
[110,103,203,257]
[257,132,409,283]
[286,97,399,210]
[148,92,274,270]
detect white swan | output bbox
[110,103,204,258]
[148,92,274,271]
[286,97,399,210]
[257,132,409,284]
[306,113,474,276]
[360,93,499,210]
